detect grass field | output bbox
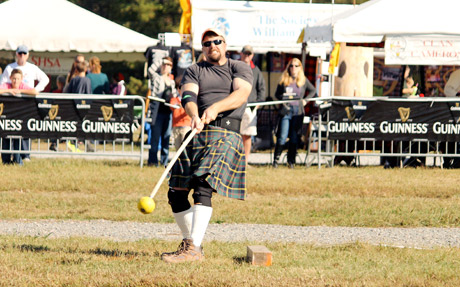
[1,159,459,286]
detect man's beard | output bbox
[206,50,222,63]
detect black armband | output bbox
[181,91,197,107]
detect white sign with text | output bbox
[385,36,460,65]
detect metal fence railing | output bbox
[0,93,146,167]
[303,97,460,169]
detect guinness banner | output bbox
[0,96,134,141]
[328,98,460,141]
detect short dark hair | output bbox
[11,68,23,77]
[75,61,87,73]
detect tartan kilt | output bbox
[168,125,247,200]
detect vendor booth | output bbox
[304,0,460,98]
[301,0,460,168]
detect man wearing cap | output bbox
[239,44,266,162]
[161,28,253,263]
[0,45,49,92]
[0,45,50,161]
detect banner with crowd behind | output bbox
[0,96,134,141]
[327,98,460,142]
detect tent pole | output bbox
[301,0,313,68]
[329,0,334,98]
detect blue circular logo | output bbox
[212,17,230,38]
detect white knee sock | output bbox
[173,207,193,239]
[191,204,213,247]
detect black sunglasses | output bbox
[18,52,27,55]
[202,39,224,47]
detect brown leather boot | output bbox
[161,238,204,263]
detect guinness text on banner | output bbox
[0,96,134,141]
[328,99,460,142]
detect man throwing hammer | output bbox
[161,28,253,263]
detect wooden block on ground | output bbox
[246,245,272,266]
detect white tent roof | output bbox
[0,0,158,61]
[191,0,352,54]
[305,0,460,50]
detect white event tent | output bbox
[191,0,353,54]
[0,0,158,69]
[304,0,460,65]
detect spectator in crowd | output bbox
[0,69,38,95]
[170,75,192,151]
[0,45,49,161]
[110,72,127,95]
[273,57,316,169]
[239,45,266,163]
[402,66,417,98]
[66,54,85,84]
[196,53,206,63]
[63,61,91,94]
[87,56,110,94]
[146,56,175,167]
[47,75,67,151]
[63,61,92,152]
[0,69,38,165]
[52,75,66,93]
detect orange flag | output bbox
[179,0,191,34]
[328,43,341,74]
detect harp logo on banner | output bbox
[0,103,3,116]
[398,107,411,123]
[49,105,59,120]
[345,106,356,121]
[101,106,113,122]
[37,99,56,119]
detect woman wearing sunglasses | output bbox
[273,58,316,169]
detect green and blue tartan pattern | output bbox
[168,126,247,200]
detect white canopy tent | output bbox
[191,0,352,54]
[0,0,158,64]
[304,0,460,65]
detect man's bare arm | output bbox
[181,82,204,132]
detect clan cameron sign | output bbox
[0,96,134,141]
[327,98,460,142]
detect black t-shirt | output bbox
[171,44,193,80]
[144,44,170,75]
[180,58,253,120]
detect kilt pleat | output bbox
[168,126,247,200]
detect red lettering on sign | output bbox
[29,56,62,68]
[423,40,455,48]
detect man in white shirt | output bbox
[0,45,50,161]
[0,45,49,92]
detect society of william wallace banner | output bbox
[0,96,134,141]
[327,99,460,142]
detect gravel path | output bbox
[1,219,460,249]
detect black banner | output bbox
[0,96,134,141]
[328,98,460,141]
